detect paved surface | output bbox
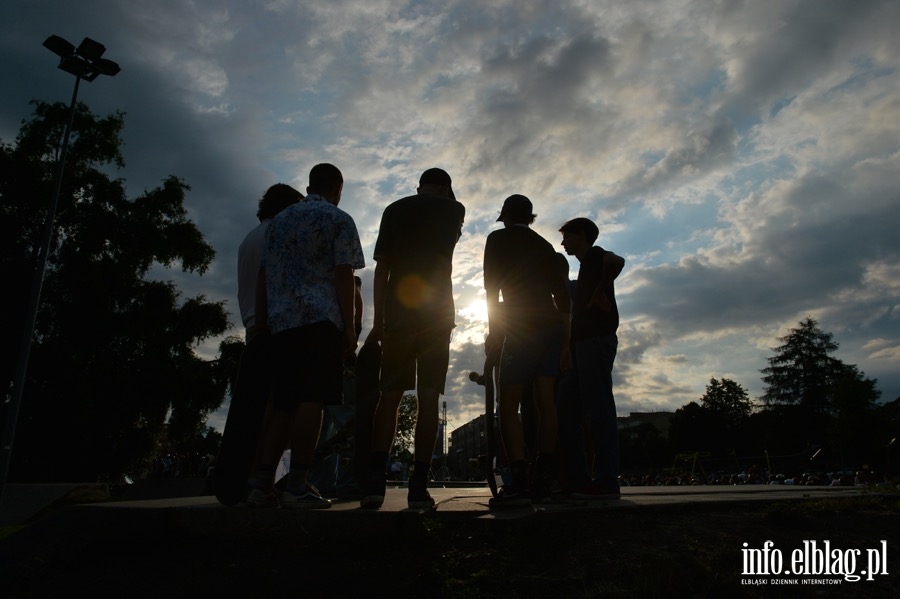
[0,481,884,597]
[100,483,867,512]
[0,481,870,528]
[3,481,897,599]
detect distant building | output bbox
[448,414,488,480]
[618,412,674,439]
[447,410,674,479]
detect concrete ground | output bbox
[0,480,869,527]
[2,482,894,598]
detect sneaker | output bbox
[572,483,621,500]
[407,478,435,510]
[279,484,332,509]
[488,485,532,509]
[247,484,279,508]
[360,475,386,509]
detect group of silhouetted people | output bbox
[483,196,625,508]
[223,165,624,510]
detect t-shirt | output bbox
[237,219,270,329]
[373,193,465,332]
[571,246,619,341]
[262,195,365,335]
[483,225,569,335]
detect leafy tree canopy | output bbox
[699,377,751,426]
[1,100,239,482]
[759,317,877,414]
[393,394,417,457]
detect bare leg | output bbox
[289,402,324,469]
[250,399,275,475]
[257,408,292,469]
[414,387,441,464]
[533,376,558,455]
[498,383,526,463]
[371,390,402,453]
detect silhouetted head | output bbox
[497,194,536,225]
[257,183,302,221]
[308,163,344,204]
[559,217,600,259]
[559,217,599,244]
[417,167,455,200]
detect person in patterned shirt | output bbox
[248,163,365,509]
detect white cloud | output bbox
[2,0,898,433]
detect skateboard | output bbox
[353,340,382,489]
[213,337,270,506]
[469,347,503,498]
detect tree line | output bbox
[1,101,242,482]
[624,317,899,481]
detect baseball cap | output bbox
[497,194,535,222]
[419,168,455,199]
[419,167,451,186]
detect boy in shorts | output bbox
[249,163,365,508]
[483,195,571,508]
[361,168,465,509]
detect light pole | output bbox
[0,36,120,498]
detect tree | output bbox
[668,401,715,453]
[619,421,671,472]
[669,379,752,456]
[829,364,882,467]
[758,317,881,459]
[760,317,848,413]
[1,100,236,482]
[393,393,417,456]
[699,377,752,427]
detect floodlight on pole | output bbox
[0,36,120,499]
[43,35,121,81]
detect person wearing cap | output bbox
[557,217,625,499]
[361,167,465,509]
[483,195,571,508]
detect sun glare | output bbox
[460,299,489,324]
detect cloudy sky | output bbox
[2,0,898,436]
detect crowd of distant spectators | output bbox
[147,452,214,479]
[139,450,893,492]
[617,466,892,488]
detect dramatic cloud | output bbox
[2,0,897,436]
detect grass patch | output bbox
[419,496,900,598]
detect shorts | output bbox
[498,323,564,385]
[270,321,343,410]
[230,328,272,412]
[380,327,451,394]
